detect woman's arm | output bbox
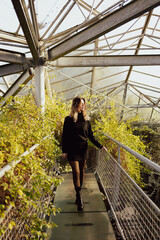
[88,121,103,149]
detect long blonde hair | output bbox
[69,97,89,122]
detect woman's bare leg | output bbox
[69,161,80,190]
[79,160,86,187]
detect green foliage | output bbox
[0,90,149,238]
[0,93,68,239]
[82,92,147,185]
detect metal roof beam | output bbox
[11,0,39,60]
[40,0,71,40]
[126,104,155,108]
[0,30,27,44]
[0,69,34,107]
[42,1,76,48]
[0,49,30,64]
[0,63,28,77]
[44,1,138,50]
[130,85,158,107]
[128,88,160,114]
[48,0,160,61]
[29,0,40,40]
[76,0,99,16]
[52,55,160,67]
[0,89,4,94]
[46,2,145,50]
[128,83,160,94]
[130,80,160,91]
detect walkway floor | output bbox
[47,172,116,240]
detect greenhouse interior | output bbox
[0,0,160,239]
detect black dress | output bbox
[62,112,103,161]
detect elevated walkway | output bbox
[48,172,116,240]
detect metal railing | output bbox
[0,132,57,240]
[95,132,160,240]
[0,132,54,179]
[0,189,55,240]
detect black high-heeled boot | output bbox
[75,187,84,211]
[75,184,83,204]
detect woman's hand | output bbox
[62,153,67,158]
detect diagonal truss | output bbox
[0,69,34,107]
[11,0,39,60]
[0,63,29,77]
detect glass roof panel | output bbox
[0,0,160,121]
[0,1,19,33]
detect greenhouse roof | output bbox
[0,0,160,121]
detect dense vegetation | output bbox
[0,92,147,238]
[0,94,68,238]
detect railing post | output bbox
[118,145,121,165]
[112,144,121,209]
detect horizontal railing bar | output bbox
[0,132,54,179]
[99,131,160,174]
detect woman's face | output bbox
[77,99,85,112]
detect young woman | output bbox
[62,97,106,211]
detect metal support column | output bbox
[35,65,45,113]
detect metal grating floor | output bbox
[47,172,116,240]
